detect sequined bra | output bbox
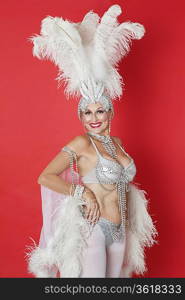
[81,137,136,185]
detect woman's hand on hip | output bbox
[82,187,100,224]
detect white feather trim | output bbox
[25,196,92,278]
[120,183,158,277]
[107,22,145,66]
[28,5,145,99]
[77,11,100,44]
[25,183,158,278]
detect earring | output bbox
[108,117,111,135]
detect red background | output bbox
[1,0,185,277]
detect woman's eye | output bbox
[97,110,104,114]
[85,111,91,115]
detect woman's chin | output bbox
[87,126,107,134]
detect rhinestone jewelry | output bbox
[62,146,96,235]
[87,132,130,241]
[73,184,85,199]
[87,132,117,159]
[62,146,79,186]
[78,79,114,120]
[78,94,114,120]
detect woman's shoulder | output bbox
[70,134,90,146]
[112,136,122,145]
[64,135,90,156]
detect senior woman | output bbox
[26,4,157,278]
[37,100,136,277]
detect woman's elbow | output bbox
[37,174,46,185]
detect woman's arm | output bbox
[37,148,72,195]
[37,135,88,194]
[37,135,100,223]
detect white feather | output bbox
[25,182,158,278]
[121,183,158,277]
[28,5,145,99]
[107,21,146,66]
[25,196,92,278]
[77,10,100,44]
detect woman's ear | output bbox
[109,109,114,120]
[79,110,83,121]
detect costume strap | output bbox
[61,146,79,188]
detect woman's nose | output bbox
[91,113,98,122]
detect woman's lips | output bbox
[89,122,102,128]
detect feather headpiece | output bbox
[29,4,145,109]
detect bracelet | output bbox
[73,184,85,199]
[69,183,76,196]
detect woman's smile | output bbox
[89,122,102,128]
[80,102,112,134]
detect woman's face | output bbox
[80,102,112,135]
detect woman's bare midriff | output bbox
[84,183,125,225]
[78,138,129,225]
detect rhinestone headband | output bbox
[77,79,114,119]
[78,94,114,119]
